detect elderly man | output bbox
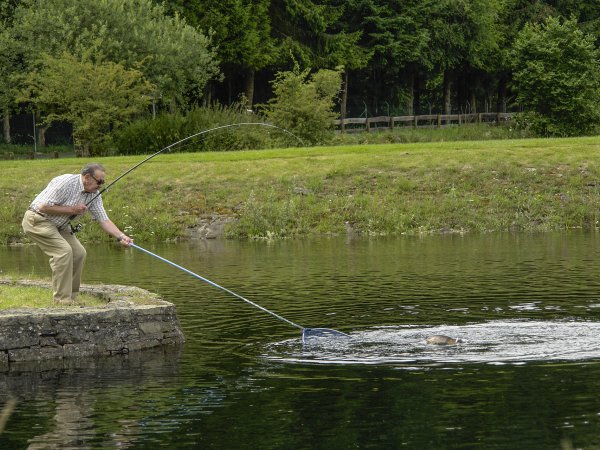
[22,163,132,304]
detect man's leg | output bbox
[22,211,74,303]
[61,230,86,300]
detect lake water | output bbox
[1,232,600,449]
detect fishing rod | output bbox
[64,122,304,232]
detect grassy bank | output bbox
[1,136,599,244]
[0,283,103,309]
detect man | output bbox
[22,163,133,304]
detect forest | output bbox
[1,0,599,153]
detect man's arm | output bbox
[98,219,133,246]
[38,203,87,216]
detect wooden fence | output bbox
[334,112,514,133]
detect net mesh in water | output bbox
[302,328,350,345]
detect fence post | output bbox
[437,115,441,128]
[389,116,394,130]
[366,118,370,132]
[413,116,418,128]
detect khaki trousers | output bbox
[22,210,87,302]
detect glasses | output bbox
[89,174,105,185]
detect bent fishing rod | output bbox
[63,122,304,232]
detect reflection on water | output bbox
[1,348,183,449]
[1,232,600,448]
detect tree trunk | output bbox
[2,109,10,144]
[470,89,477,114]
[414,76,421,115]
[37,125,48,148]
[203,83,212,107]
[227,75,232,105]
[443,70,452,115]
[406,71,415,115]
[496,75,507,113]
[341,70,348,120]
[244,68,255,109]
[82,142,90,157]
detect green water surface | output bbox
[1,232,599,449]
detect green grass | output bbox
[1,135,599,244]
[0,283,105,309]
[329,122,535,145]
[0,275,163,308]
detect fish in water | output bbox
[426,335,461,345]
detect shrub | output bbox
[111,113,186,155]
[511,17,600,137]
[111,103,296,155]
[260,64,343,146]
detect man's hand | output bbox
[71,203,88,215]
[117,234,133,247]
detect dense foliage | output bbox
[1,0,599,147]
[511,17,600,136]
[16,52,154,153]
[0,0,219,152]
[112,103,297,154]
[262,65,343,145]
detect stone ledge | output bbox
[0,280,185,367]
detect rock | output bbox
[187,215,237,239]
[293,187,312,196]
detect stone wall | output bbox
[0,281,185,368]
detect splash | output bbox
[264,320,600,366]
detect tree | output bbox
[0,0,20,143]
[511,16,600,136]
[0,31,13,144]
[17,52,154,154]
[262,64,342,145]
[326,0,503,116]
[337,0,429,115]
[5,0,220,114]
[426,0,503,115]
[166,0,365,111]
[493,0,570,114]
[163,0,275,108]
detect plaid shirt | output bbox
[29,174,110,228]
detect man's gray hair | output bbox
[81,163,105,176]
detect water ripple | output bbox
[264,320,600,366]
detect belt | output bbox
[28,207,47,217]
